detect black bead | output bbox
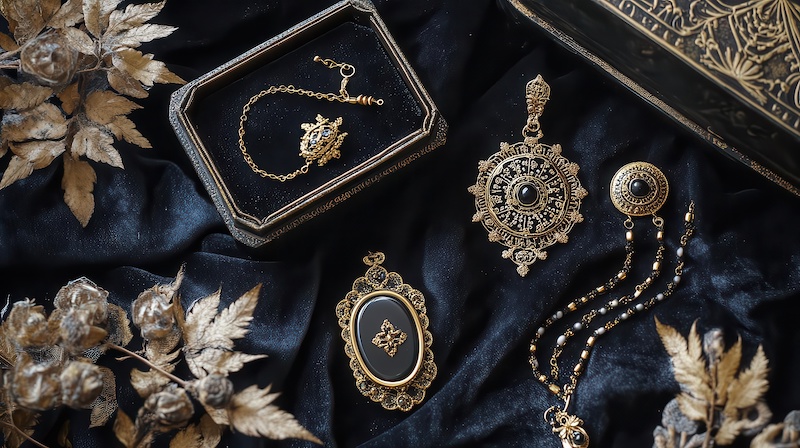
[571,430,586,445]
[629,179,651,197]
[517,183,539,206]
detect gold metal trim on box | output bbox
[336,252,437,411]
[598,0,800,137]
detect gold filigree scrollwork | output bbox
[601,0,800,134]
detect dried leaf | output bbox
[111,24,177,49]
[61,26,95,55]
[715,336,742,406]
[113,409,136,448]
[48,0,84,29]
[676,393,707,422]
[0,31,19,50]
[108,303,133,347]
[2,102,68,142]
[203,406,228,426]
[130,348,179,397]
[656,319,713,404]
[57,419,73,448]
[72,125,124,168]
[58,82,80,115]
[1,408,40,448]
[108,1,165,33]
[0,140,66,189]
[169,414,220,448]
[726,345,769,411]
[750,422,785,448]
[228,385,322,444]
[112,48,184,87]
[85,90,141,125]
[0,0,57,43]
[89,366,117,427]
[81,0,103,37]
[0,82,53,111]
[107,115,151,148]
[107,68,148,98]
[0,322,17,366]
[62,154,96,226]
[183,285,264,377]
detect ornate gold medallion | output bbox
[609,161,669,217]
[299,114,347,167]
[469,75,587,276]
[336,252,437,411]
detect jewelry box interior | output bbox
[170,0,446,247]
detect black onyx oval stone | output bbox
[354,295,421,383]
[517,183,539,206]
[629,179,651,197]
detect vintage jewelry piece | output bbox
[468,75,587,276]
[336,252,437,411]
[238,56,383,182]
[528,165,696,448]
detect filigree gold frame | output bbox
[335,252,437,411]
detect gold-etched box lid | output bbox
[169,0,447,247]
[503,0,800,197]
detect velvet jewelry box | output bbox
[501,0,800,197]
[169,0,447,247]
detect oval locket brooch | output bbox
[336,252,437,411]
[469,75,587,276]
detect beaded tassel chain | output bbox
[529,202,694,448]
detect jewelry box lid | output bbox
[501,0,800,198]
[169,0,447,247]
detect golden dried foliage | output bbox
[182,285,267,378]
[169,414,221,448]
[227,385,323,445]
[0,0,184,226]
[655,318,772,447]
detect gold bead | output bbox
[626,230,633,241]
[652,261,661,271]
[538,374,547,383]
[530,344,536,352]
[580,350,589,359]
[657,231,664,240]
[596,285,606,293]
[567,302,577,311]
[617,271,627,280]
[685,212,694,223]
[587,336,596,347]
[573,364,583,373]
[548,384,561,395]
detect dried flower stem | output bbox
[0,418,48,448]
[106,343,188,389]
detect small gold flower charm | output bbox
[336,252,437,411]
[545,406,590,448]
[469,75,587,276]
[372,319,407,357]
[299,114,347,166]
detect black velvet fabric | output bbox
[1,0,799,447]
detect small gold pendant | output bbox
[299,114,347,166]
[469,75,587,276]
[545,406,590,448]
[335,252,437,411]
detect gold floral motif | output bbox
[601,0,800,134]
[371,319,407,357]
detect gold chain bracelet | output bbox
[237,56,383,182]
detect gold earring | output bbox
[335,252,437,411]
[469,75,587,276]
[237,56,383,182]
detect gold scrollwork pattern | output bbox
[602,0,800,134]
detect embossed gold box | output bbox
[169,0,447,247]
[502,0,800,196]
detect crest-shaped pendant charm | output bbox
[299,114,347,166]
[545,406,590,448]
[469,75,587,276]
[336,252,437,411]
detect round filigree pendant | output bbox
[468,76,587,276]
[609,161,668,216]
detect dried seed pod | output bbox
[11,353,62,411]
[54,278,109,327]
[19,31,78,87]
[193,374,234,409]
[132,290,176,340]
[703,328,725,364]
[142,387,194,431]
[59,308,108,354]
[6,299,53,348]
[60,360,104,409]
